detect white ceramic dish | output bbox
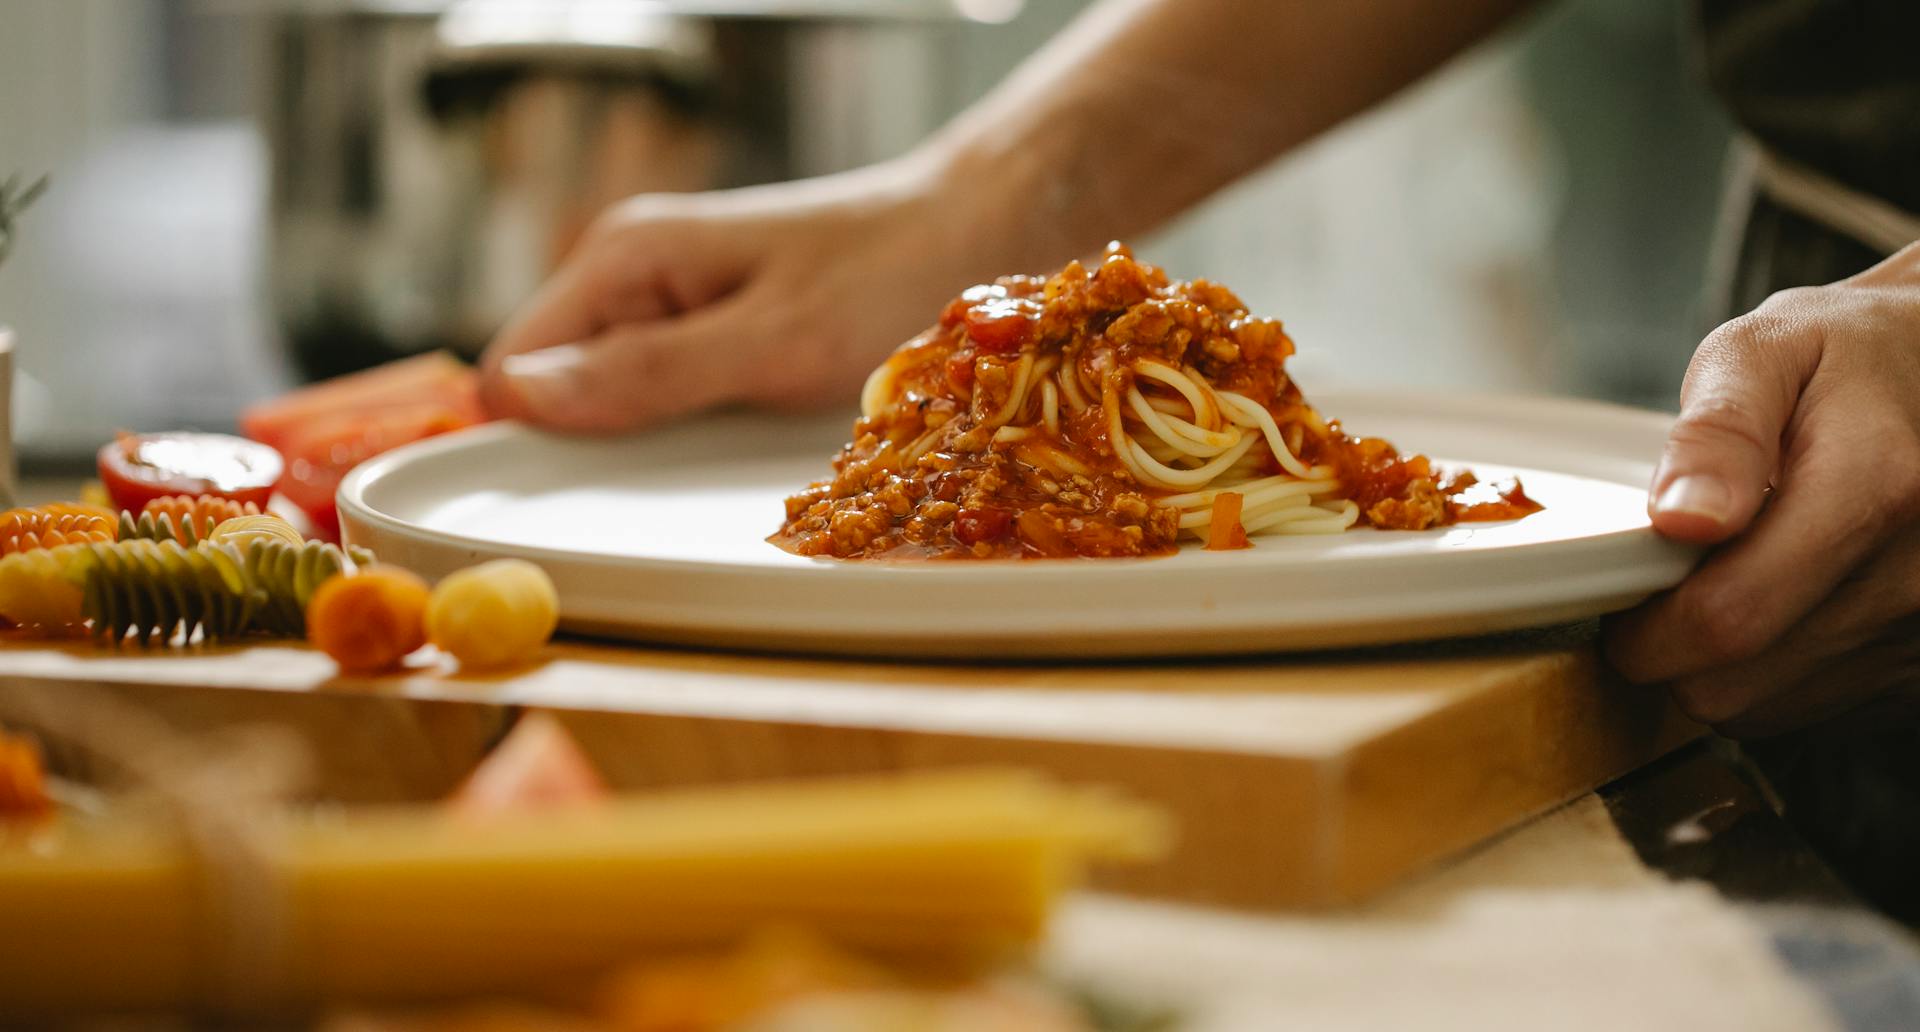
[338,391,1699,658]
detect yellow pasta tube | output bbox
[0,769,1168,1012]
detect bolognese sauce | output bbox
[773,244,1539,560]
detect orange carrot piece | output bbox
[139,495,261,545]
[0,730,51,818]
[307,567,431,673]
[1206,492,1250,551]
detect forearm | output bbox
[918,0,1540,272]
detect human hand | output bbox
[477,158,1026,433]
[1605,241,1920,736]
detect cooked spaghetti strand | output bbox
[775,243,1540,559]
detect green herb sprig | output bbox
[0,174,49,271]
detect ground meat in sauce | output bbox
[772,243,1541,559]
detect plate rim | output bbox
[335,389,1700,656]
[337,388,1682,580]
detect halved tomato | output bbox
[240,352,490,539]
[96,432,283,513]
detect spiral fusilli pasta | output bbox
[125,495,263,547]
[239,538,367,636]
[74,539,260,644]
[0,543,88,630]
[206,513,304,552]
[9,535,378,644]
[117,510,209,548]
[0,504,116,556]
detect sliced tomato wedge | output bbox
[448,714,610,818]
[240,352,489,539]
[240,352,483,453]
[276,404,477,539]
[97,432,283,513]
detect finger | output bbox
[478,218,754,404]
[1648,309,1820,543]
[488,302,760,434]
[1606,402,1894,685]
[477,252,730,419]
[483,252,607,378]
[1649,526,1920,731]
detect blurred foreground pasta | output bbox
[0,767,1167,1013]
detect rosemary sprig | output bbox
[0,174,49,271]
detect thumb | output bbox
[1650,311,1818,543]
[489,305,757,434]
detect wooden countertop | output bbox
[0,631,1907,1028]
[0,624,1695,910]
[5,479,1908,1026]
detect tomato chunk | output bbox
[963,298,1039,353]
[953,506,1012,546]
[1205,492,1250,550]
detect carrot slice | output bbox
[0,730,51,818]
[307,567,431,673]
[1206,492,1250,550]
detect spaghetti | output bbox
[774,244,1540,560]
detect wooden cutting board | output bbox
[0,626,1695,909]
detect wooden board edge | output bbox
[1326,650,1701,902]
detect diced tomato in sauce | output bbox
[945,351,978,394]
[962,297,1040,353]
[953,506,1012,546]
[1450,477,1544,522]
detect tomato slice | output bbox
[97,432,283,514]
[240,352,483,453]
[240,353,490,539]
[277,403,479,540]
[448,714,609,818]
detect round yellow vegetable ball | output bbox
[425,558,559,670]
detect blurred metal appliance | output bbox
[264,0,1017,380]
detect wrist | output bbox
[905,117,1100,280]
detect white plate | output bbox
[338,391,1699,658]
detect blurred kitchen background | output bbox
[0,0,1731,466]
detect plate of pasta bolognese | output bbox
[340,245,1699,658]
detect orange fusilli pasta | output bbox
[135,495,262,546]
[0,504,116,556]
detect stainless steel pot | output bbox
[262,0,1023,380]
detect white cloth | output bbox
[1049,796,1838,1032]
